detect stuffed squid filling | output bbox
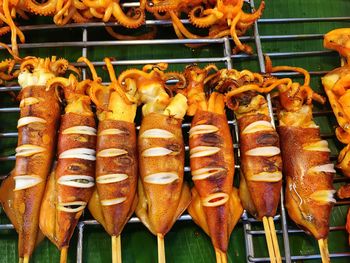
[16,144,46,157]
[58,175,95,188]
[190,146,220,158]
[141,129,175,138]
[144,172,179,184]
[189,125,219,137]
[308,163,336,174]
[14,175,43,190]
[191,167,225,180]
[97,148,128,157]
[250,171,282,182]
[245,146,280,157]
[201,193,229,207]
[303,140,331,152]
[58,201,87,213]
[62,126,97,136]
[99,128,126,136]
[101,197,127,206]
[142,147,177,157]
[19,97,40,107]
[96,174,129,184]
[242,120,274,134]
[309,190,336,203]
[59,148,96,161]
[17,116,47,128]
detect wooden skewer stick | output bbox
[157,233,166,263]
[18,258,24,263]
[262,216,277,263]
[318,239,330,263]
[60,247,68,263]
[268,217,282,263]
[112,235,122,263]
[215,249,227,263]
[23,256,29,263]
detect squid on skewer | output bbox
[0,56,71,263]
[212,68,283,263]
[117,63,191,263]
[266,60,336,263]
[179,65,243,263]
[39,73,96,263]
[323,28,350,248]
[84,57,139,263]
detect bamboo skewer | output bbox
[23,256,29,263]
[262,216,282,263]
[268,217,281,263]
[157,233,166,263]
[262,217,276,263]
[112,235,122,263]
[318,239,330,263]
[215,249,228,263]
[60,247,68,263]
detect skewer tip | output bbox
[112,235,122,263]
[215,249,227,263]
[318,238,330,263]
[60,247,68,263]
[157,233,166,263]
[22,256,29,263]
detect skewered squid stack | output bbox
[118,63,191,263]
[180,65,243,263]
[39,73,96,263]
[84,58,139,263]
[0,56,70,263]
[322,28,350,247]
[267,61,336,263]
[213,68,283,263]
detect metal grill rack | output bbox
[1,0,350,262]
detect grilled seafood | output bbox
[39,73,96,263]
[168,0,265,54]
[180,65,243,263]
[266,60,335,263]
[0,56,70,263]
[118,63,191,263]
[324,28,350,63]
[85,57,139,263]
[213,68,283,262]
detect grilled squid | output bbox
[266,60,335,263]
[0,57,71,263]
[213,68,283,262]
[118,63,191,263]
[39,73,96,263]
[180,65,243,263]
[84,57,139,263]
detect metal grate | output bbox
[0,0,350,262]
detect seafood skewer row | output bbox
[212,68,283,263]
[182,65,243,263]
[85,57,139,263]
[117,63,191,263]
[265,60,335,263]
[322,28,350,246]
[0,56,71,263]
[39,73,96,263]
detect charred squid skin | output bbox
[189,110,235,253]
[238,114,283,220]
[138,112,185,236]
[54,112,96,249]
[95,119,138,237]
[279,126,335,240]
[14,85,61,258]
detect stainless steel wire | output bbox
[0,0,350,262]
